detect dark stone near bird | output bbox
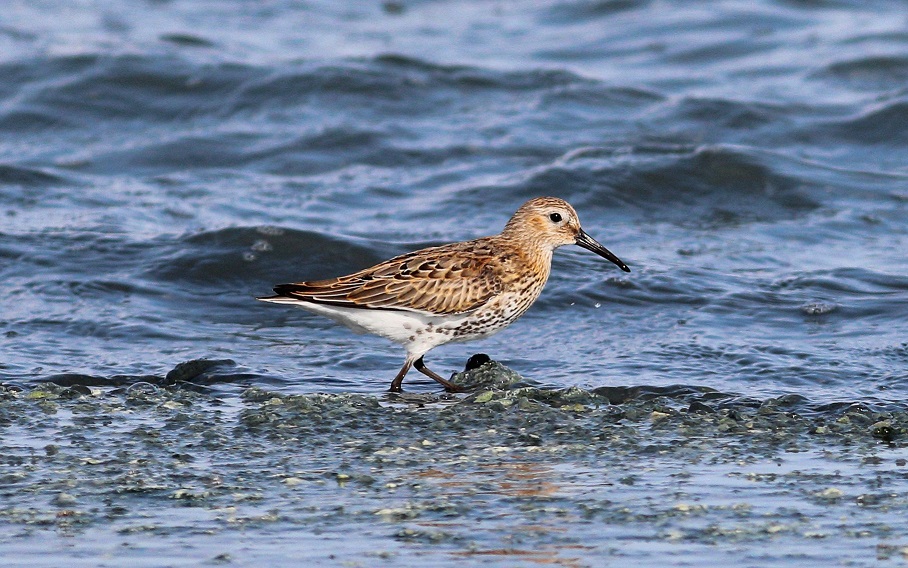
[464,353,491,371]
[688,401,716,414]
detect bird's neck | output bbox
[496,232,554,279]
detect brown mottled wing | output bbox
[265,242,502,315]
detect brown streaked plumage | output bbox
[258,196,630,392]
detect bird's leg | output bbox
[414,356,467,393]
[389,357,413,393]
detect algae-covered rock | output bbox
[871,420,898,442]
[449,360,526,391]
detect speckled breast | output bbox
[449,270,548,340]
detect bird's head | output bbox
[503,196,630,272]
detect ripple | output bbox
[158,33,217,48]
[232,54,589,117]
[544,0,646,23]
[772,268,908,295]
[0,164,64,186]
[815,55,908,90]
[815,99,908,146]
[515,145,819,226]
[672,97,792,130]
[148,227,386,288]
[0,55,255,131]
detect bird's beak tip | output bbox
[575,230,630,273]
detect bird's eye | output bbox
[549,212,562,223]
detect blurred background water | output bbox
[2,1,908,566]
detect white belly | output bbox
[265,297,482,354]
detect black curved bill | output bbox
[575,229,630,272]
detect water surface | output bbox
[2,1,908,566]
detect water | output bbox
[2,1,908,566]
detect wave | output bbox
[148,226,388,287]
[814,55,908,90]
[544,0,647,23]
[0,53,593,133]
[815,99,908,146]
[0,164,65,186]
[500,144,820,227]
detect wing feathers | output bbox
[262,241,502,315]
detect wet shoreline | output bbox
[2,360,906,566]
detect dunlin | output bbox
[259,197,629,392]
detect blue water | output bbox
[2,1,908,566]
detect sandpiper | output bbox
[258,197,629,392]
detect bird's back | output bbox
[259,234,550,317]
